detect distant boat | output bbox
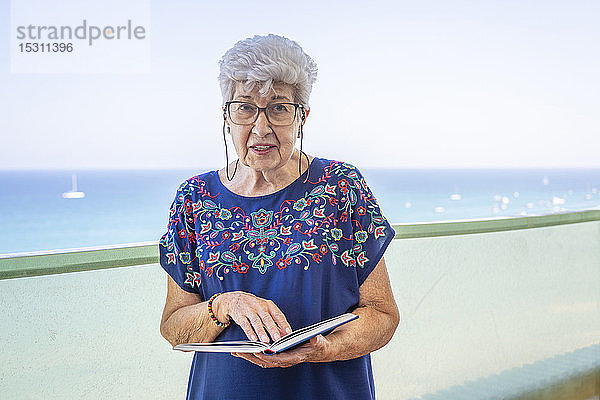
[62,174,85,199]
[552,196,565,205]
[450,185,461,201]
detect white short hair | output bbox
[218,34,318,106]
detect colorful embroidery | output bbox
[160,160,391,289]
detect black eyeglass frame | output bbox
[224,101,305,126]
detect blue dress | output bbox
[159,157,394,400]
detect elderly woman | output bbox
[159,34,399,399]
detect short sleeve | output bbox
[344,165,395,285]
[158,181,201,294]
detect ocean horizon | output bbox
[1,168,599,255]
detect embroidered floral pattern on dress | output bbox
[159,160,391,289]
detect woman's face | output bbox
[227,82,302,174]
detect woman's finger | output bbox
[247,314,270,343]
[223,292,290,342]
[232,352,270,368]
[258,312,283,342]
[267,301,292,334]
[233,315,258,342]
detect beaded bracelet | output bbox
[207,293,230,328]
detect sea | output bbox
[1,168,599,255]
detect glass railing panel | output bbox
[374,214,600,399]
[1,211,599,399]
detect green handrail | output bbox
[1,210,599,280]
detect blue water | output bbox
[1,168,599,254]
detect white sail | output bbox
[62,173,85,199]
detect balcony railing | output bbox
[1,210,599,399]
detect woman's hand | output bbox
[229,256,399,368]
[231,334,330,368]
[213,291,292,343]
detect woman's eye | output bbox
[271,104,288,112]
[238,104,256,112]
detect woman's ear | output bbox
[223,111,231,133]
[298,106,309,138]
[301,107,310,124]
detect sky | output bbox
[1,0,599,170]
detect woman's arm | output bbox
[160,276,292,347]
[232,256,400,367]
[159,276,221,347]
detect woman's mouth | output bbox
[250,145,276,154]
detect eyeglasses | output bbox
[225,101,303,126]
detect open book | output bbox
[174,313,358,355]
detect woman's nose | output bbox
[252,110,272,136]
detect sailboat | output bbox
[62,173,85,199]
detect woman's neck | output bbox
[219,151,313,197]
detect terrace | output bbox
[1,210,599,399]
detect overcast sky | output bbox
[1,0,599,170]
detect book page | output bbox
[174,341,268,353]
[270,313,358,353]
